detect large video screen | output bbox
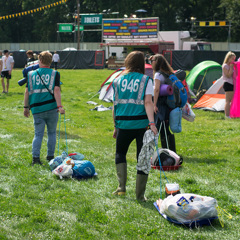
[102,18,159,40]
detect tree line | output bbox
[0,0,239,43]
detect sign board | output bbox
[81,14,102,25]
[75,25,84,31]
[102,17,159,40]
[58,24,73,32]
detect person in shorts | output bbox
[222,51,236,118]
[1,50,14,93]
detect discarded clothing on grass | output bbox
[136,130,158,174]
[87,101,98,105]
[90,105,112,111]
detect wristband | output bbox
[57,106,63,109]
[24,106,29,108]
[149,122,155,126]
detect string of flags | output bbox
[0,0,67,21]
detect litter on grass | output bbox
[49,152,96,180]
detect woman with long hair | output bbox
[112,51,157,201]
[151,54,176,152]
[222,51,236,118]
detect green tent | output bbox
[186,61,222,93]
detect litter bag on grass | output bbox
[68,152,85,160]
[52,164,73,179]
[155,193,218,226]
[49,152,68,171]
[72,160,95,179]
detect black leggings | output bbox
[155,118,176,153]
[115,128,147,175]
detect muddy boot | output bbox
[112,163,127,196]
[136,174,148,202]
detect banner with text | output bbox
[102,17,159,40]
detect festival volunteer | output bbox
[112,51,157,201]
[23,51,65,165]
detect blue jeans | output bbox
[32,109,59,158]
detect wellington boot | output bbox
[136,174,148,202]
[112,163,127,196]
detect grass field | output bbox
[0,69,240,240]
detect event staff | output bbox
[23,51,65,165]
[112,51,157,201]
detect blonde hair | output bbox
[223,51,236,65]
[38,51,52,66]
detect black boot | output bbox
[32,157,42,166]
[46,156,54,161]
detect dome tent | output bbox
[186,61,222,94]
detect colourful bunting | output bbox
[0,0,67,20]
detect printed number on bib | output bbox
[32,74,50,86]
[121,79,140,92]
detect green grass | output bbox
[0,69,240,240]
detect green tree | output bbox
[219,0,240,42]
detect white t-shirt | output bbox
[154,72,166,84]
[2,56,14,71]
[52,53,60,62]
[222,63,233,85]
[145,79,154,95]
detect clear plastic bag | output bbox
[159,193,218,223]
[52,164,73,179]
[182,103,195,122]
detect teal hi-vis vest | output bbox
[28,68,57,114]
[113,72,151,129]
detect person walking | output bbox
[52,51,60,70]
[112,51,157,201]
[1,50,14,93]
[25,50,35,67]
[222,51,236,118]
[151,54,176,152]
[23,51,65,165]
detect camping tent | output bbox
[193,77,225,111]
[186,61,222,93]
[99,64,153,102]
